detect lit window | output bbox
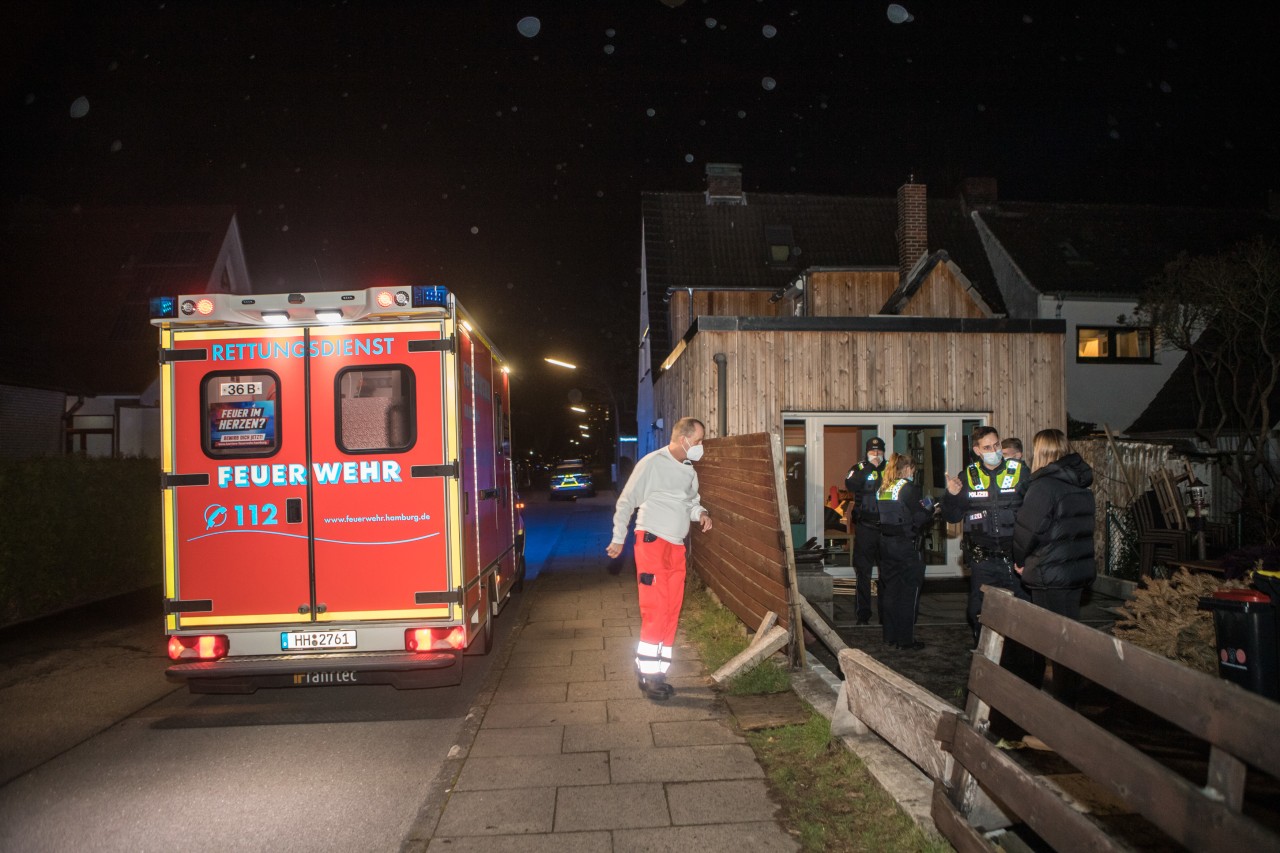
[1076,326,1153,363]
[765,225,795,265]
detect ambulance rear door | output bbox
[306,321,455,624]
[164,327,312,628]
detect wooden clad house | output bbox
[638,166,1065,577]
[0,203,251,459]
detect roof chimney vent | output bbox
[705,163,745,205]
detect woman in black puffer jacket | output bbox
[1012,428,1096,703]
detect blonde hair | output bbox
[878,452,916,496]
[1031,428,1070,472]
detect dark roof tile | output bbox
[978,202,1280,297]
[642,191,1001,374]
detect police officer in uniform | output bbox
[875,453,933,649]
[942,425,1030,644]
[844,436,887,625]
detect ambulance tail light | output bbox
[167,634,229,661]
[405,627,465,652]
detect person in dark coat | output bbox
[1012,428,1096,703]
[874,453,933,649]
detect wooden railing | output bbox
[932,588,1280,850]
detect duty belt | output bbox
[967,542,1012,564]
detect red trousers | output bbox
[633,532,686,675]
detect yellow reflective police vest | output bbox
[961,459,1024,537]
[876,478,911,527]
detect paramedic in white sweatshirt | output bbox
[606,417,713,700]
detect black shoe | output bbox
[856,615,871,626]
[638,675,674,700]
[897,641,926,651]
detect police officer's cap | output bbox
[866,437,886,451]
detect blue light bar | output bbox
[412,286,449,308]
[150,296,177,319]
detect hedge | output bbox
[0,456,161,627]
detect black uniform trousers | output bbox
[851,520,881,623]
[967,552,1035,740]
[878,532,925,646]
[966,552,1029,645]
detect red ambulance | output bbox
[149,285,523,692]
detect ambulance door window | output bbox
[202,372,281,458]
[336,366,416,453]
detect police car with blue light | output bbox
[550,460,595,500]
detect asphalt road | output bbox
[0,494,589,853]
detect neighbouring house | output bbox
[637,165,1066,578]
[0,203,251,459]
[963,178,1280,435]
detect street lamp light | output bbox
[545,356,621,489]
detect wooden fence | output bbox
[692,432,802,658]
[932,589,1280,850]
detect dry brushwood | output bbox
[1112,568,1250,675]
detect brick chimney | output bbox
[896,178,927,284]
[705,163,745,205]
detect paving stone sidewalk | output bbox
[423,503,799,852]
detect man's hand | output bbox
[606,542,623,559]
[1014,564,1024,575]
[945,473,963,495]
[699,511,713,532]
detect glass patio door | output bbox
[787,413,987,578]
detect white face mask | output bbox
[981,450,1003,467]
[685,441,704,462]
[867,452,883,465]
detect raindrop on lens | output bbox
[887,4,912,24]
[762,77,776,91]
[69,96,90,118]
[763,25,777,38]
[516,16,541,38]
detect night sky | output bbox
[4,1,1277,456]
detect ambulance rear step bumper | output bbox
[167,650,462,694]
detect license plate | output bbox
[281,630,357,651]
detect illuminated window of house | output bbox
[1076,326,1154,363]
[765,225,795,265]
